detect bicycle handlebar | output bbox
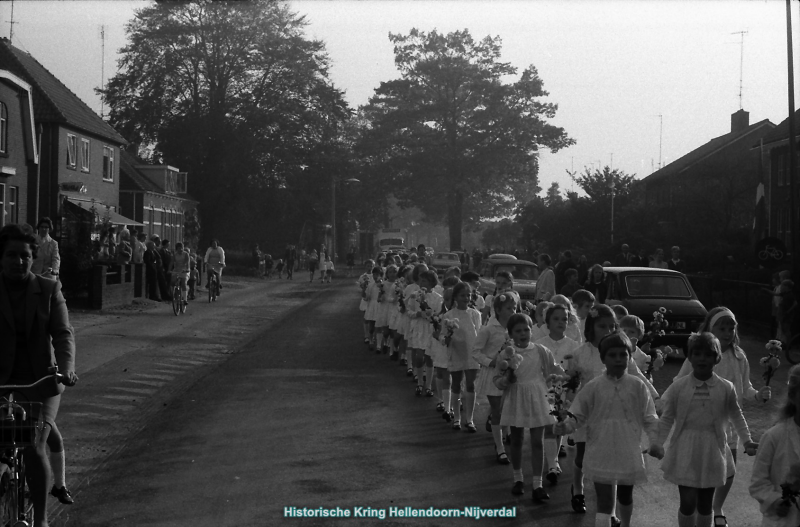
[0,373,73,393]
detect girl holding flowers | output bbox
[375,264,398,356]
[554,331,660,527]
[358,260,376,345]
[430,277,460,415]
[551,294,583,344]
[363,266,384,351]
[483,271,514,322]
[407,269,443,397]
[654,332,757,527]
[388,265,409,361]
[472,292,518,463]
[500,313,566,501]
[750,364,800,527]
[531,301,552,342]
[674,306,772,526]
[402,265,423,376]
[441,282,482,431]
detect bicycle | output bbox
[758,245,784,261]
[171,281,186,316]
[208,270,220,303]
[0,372,68,527]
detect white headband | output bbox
[708,309,736,330]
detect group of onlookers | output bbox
[251,243,337,282]
[613,244,686,272]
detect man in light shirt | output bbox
[535,253,555,302]
[31,217,60,278]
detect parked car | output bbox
[602,267,708,358]
[431,252,462,275]
[488,253,517,260]
[478,258,539,302]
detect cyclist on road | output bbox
[171,242,191,306]
[204,239,226,292]
[0,224,79,527]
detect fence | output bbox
[687,273,772,338]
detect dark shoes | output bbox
[511,481,524,495]
[532,487,550,501]
[464,422,477,433]
[546,468,559,485]
[559,444,567,458]
[570,485,586,513]
[51,485,74,505]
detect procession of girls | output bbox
[357,255,796,527]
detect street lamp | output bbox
[608,178,615,246]
[332,176,360,263]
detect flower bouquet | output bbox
[521,301,535,317]
[779,462,800,513]
[358,274,370,300]
[395,281,406,313]
[493,345,524,390]
[377,279,385,303]
[643,307,669,377]
[442,318,460,346]
[548,373,576,422]
[761,340,782,387]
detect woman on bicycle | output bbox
[171,242,191,306]
[204,239,226,292]
[0,224,78,527]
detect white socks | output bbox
[451,392,462,422]
[595,513,611,527]
[50,450,66,488]
[532,476,542,489]
[442,386,452,412]
[572,464,584,495]
[513,469,523,482]
[424,366,433,389]
[462,392,475,424]
[544,438,558,470]
[415,366,424,386]
[696,513,712,527]
[678,511,695,527]
[491,426,504,453]
[376,333,384,350]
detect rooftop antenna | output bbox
[658,114,663,169]
[8,0,16,43]
[732,30,748,109]
[99,24,106,118]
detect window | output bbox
[148,207,155,236]
[161,210,166,238]
[0,102,7,154]
[81,139,90,172]
[0,183,4,226]
[624,275,692,298]
[102,146,114,181]
[8,186,16,224]
[66,134,77,168]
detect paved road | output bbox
[56,280,785,526]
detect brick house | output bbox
[119,150,198,246]
[643,109,775,244]
[758,109,800,251]
[0,68,37,226]
[0,38,138,233]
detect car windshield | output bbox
[379,238,404,246]
[494,264,538,280]
[436,254,458,260]
[624,275,692,298]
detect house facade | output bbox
[119,151,198,246]
[0,69,37,226]
[0,38,135,233]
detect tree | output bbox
[100,0,351,245]
[358,29,573,249]
[544,181,563,207]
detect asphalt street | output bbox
[55,278,786,526]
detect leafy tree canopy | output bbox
[358,28,573,249]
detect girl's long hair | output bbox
[697,306,740,348]
[779,364,800,421]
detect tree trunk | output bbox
[447,190,463,251]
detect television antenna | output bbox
[8,0,16,43]
[99,25,106,118]
[732,30,748,109]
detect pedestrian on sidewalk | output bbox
[0,224,80,525]
[31,217,60,279]
[285,244,296,280]
[143,241,162,301]
[308,250,318,282]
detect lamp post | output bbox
[331,176,360,264]
[609,178,616,246]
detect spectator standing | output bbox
[107,227,117,260]
[285,244,296,280]
[667,246,685,273]
[473,248,483,270]
[346,246,356,277]
[133,233,146,264]
[117,230,132,263]
[560,268,582,298]
[308,249,319,282]
[160,240,174,295]
[143,241,162,301]
[299,248,307,271]
[584,264,607,304]
[649,248,668,269]
[535,253,556,302]
[555,250,576,293]
[576,254,589,285]
[252,244,263,278]
[31,217,60,278]
[614,243,634,267]
[630,248,648,267]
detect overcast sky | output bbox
[4,0,799,196]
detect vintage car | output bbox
[431,252,462,275]
[602,267,708,358]
[478,258,539,302]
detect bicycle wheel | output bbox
[172,286,180,316]
[16,451,31,527]
[0,461,15,527]
[208,278,213,303]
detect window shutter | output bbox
[177,172,188,194]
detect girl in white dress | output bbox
[363,266,384,351]
[388,265,408,362]
[407,269,443,397]
[564,304,655,519]
[555,331,660,527]
[551,294,582,344]
[673,307,772,525]
[472,293,518,463]
[531,301,551,342]
[374,265,398,355]
[535,303,579,484]
[442,282,483,431]
[431,277,458,415]
[358,260,375,344]
[750,364,800,527]
[500,313,566,501]
[571,289,596,345]
[402,265,423,377]
[654,332,756,527]
[482,271,513,322]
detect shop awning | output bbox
[65,198,144,227]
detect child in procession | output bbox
[373,265,398,355]
[571,289,596,345]
[358,260,376,345]
[364,266,384,351]
[482,271,514,322]
[653,332,757,527]
[441,282,482,431]
[387,265,408,361]
[460,271,486,313]
[673,306,772,526]
[500,313,566,501]
[432,277,461,414]
[749,364,800,527]
[407,269,443,396]
[551,294,582,344]
[555,331,660,527]
[402,265,423,376]
[472,293,518,463]
[531,301,552,342]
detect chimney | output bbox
[731,109,749,133]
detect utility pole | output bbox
[732,30,748,109]
[786,0,799,279]
[100,25,106,118]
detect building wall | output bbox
[0,81,29,226]
[766,142,798,250]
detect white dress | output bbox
[499,343,565,429]
[407,289,443,350]
[749,419,800,527]
[364,281,381,321]
[399,283,419,337]
[358,273,373,312]
[568,373,659,485]
[530,324,548,342]
[472,318,509,397]
[442,307,482,371]
[535,334,579,369]
[388,280,404,331]
[374,280,396,327]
